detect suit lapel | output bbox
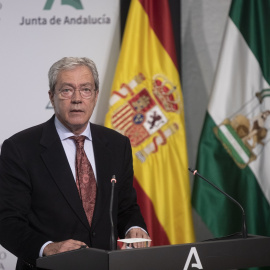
[40,116,90,231]
[90,124,113,230]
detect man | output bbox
[0,57,149,270]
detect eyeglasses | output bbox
[58,87,97,99]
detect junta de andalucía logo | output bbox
[44,0,83,10]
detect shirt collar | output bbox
[54,116,92,141]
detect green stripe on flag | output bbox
[229,0,270,84]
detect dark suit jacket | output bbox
[0,116,147,269]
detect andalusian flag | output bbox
[192,0,270,264]
[105,0,194,246]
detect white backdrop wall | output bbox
[0,0,231,269]
[0,0,120,144]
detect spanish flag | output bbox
[105,0,194,246]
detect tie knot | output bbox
[70,135,86,148]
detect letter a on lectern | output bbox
[183,247,203,270]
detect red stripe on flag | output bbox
[138,0,178,69]
[112,105,130,119]
[113,112,134,129]
[133,176,170,246]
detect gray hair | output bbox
[48,57,99,92]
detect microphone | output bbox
[110,175,117,250]
[189,168,248,239]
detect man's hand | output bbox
[43,239,88,256]
[122,228,151,249]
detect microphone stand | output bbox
[110,175,117,250]
[189,168,248,239]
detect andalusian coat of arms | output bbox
[214,89,270,168]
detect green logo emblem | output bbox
[44,0,83,10]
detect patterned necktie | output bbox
[70,135,96,226]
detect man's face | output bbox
[49,65,99,135]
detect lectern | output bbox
[37,235,270,270]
